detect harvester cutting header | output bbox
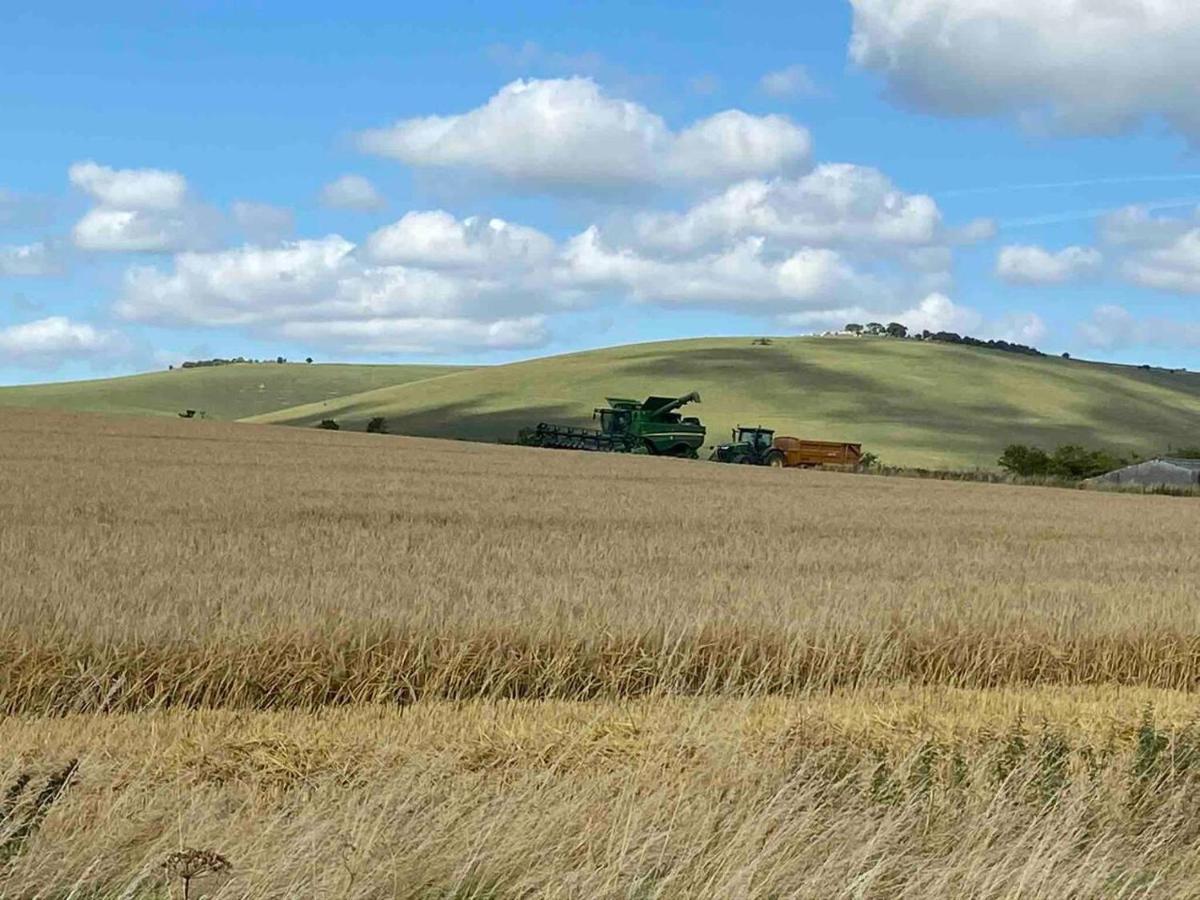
[518,392,706,458]
[518,391,865,468]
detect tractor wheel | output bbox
[766,451,787,468]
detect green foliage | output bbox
[1035,726,1071,805]
[998,444,1052,476]
[1169,446,1200,459]
[317,419,340,431]
[999,442,1127,479]
[366,417,389,434]
[859,451,880,469]
[885,322,908,338]
[844,323,863,335]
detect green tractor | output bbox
[710,426,783,466]
[519,391,706,458]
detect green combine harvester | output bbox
[518,392,706,458]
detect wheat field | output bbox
[5,409,1200,897]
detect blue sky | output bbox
[4,1,1200,384]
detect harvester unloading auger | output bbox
[517,392,706,458]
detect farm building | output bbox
[1087,457,1200,489]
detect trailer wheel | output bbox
[766,451,786,468]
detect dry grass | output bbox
[5,409,1200,896]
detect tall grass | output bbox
[4,411,1200,713]
[6,411,1200,896]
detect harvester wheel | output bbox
[766,451,787,468]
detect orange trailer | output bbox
[768,436,863,468]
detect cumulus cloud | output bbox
[365,211,555,269]
[0,241,63,277]
[631,164,944,255]
[0,316,131,370]
[560,227,882,310]
[68,161,186,211]
[320,174,386,212]
[760,64,819,98]
[116,227,557,354]
[358,78,811,189]
[68,161,218,253]
[279,316,548,354]
[996,244,1102,285]
[1078,304,1200,350]
[849,0,1200,142]
[232,201,294,245]
[1096,205,1200,295]
[785,293,1045,345]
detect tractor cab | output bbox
[710,425,777,464]
[734,427,775,453]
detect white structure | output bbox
[1087,458,1200,489]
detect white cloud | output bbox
[68,161,187,211]
[760,64,819,98]
[68,161,217,253]
[994,311,1048,345]
[73,208,218,253]
[319,175,386,212]
[785,294,1046,345]
[1078,304,1200,350]
[279,316,548,354]
[358,78,811,188]
[116,227,554,354]
[1121,230,1200,294]
[782,293,980,332]
[0,316,131,369]
[118,237,359,326]
[1100,204,1197,247]
[560,227,881,310]
[632,164,943,255]
[996,244,1102,285]
[232,201,294,244]
[0,241,62,277]
[364,210,555,269]
[849,1,1200,142]
[1096,205,1200,295]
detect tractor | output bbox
[710,426,786,466]
[711,426,864,468]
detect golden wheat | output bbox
[6,409,1200,896]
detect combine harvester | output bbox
[710,426,862,469]
[518,392,706,458]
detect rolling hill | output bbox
[248,336,1200,468]
[0,362,466,421]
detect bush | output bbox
[366,417,389,434]
[317,419,339,431]
[998,443,1127,479]
[998,444,1052,477]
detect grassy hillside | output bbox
[250,336,1200,468]
[0,362,466,421]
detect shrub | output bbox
[998,444,1051,477]
[366,417,389,434]
[317,419,340,431]
[1048,444,1123,479]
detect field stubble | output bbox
[5,410,1200,896]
